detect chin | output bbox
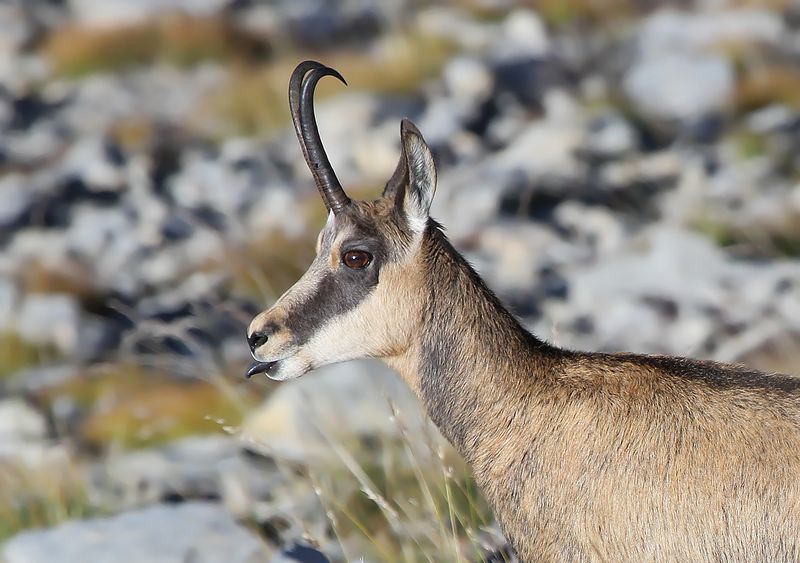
[266,356,312,381]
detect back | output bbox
[486,350,800,562]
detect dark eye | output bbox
[343,250,372,269]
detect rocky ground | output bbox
[0,0,799,561]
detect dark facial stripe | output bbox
[284,260,380,346]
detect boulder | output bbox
[88,435,241,511]
[16,293,81,355]
[623,53,733,123]
[0,501,271,563]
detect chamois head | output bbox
[246,61,437,381]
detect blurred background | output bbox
[0,0,799,561]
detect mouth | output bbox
[245,360,279,379]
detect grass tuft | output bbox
[300,404,498,561]
[0,459,94,543]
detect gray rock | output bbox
[4,364,81,394]
[295,92,379,186]
[59,65,226,137]
[60,136,126,191]
[15,293,81,355]
[582,114,638,159]
[623,9,779,125]
[746,104,796,135]
[0,175,34,231]
[623,53,733,123]
[0,279,17,333]
[0,4,31,56]
[537,225,800,363]
[169,152,246,216]
[0,398,68,469]
[470,222,573,295]
[245,182,310,239]
[0,398,47,442]
[492,9,550,61]
[492,91,584,179]
[417,6,497,51]
[2,230,71,274]
[4,122,65,165]
[89,435,241,511]
[443,57,493,108]
[65,205,131,262]
[0,501,271,563]
[68,0,232,28]
[638,9,784,56]
[554,202,626,256]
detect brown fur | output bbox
[387,225,800,562]
[249,115,800,561]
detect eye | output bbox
[343,250,372,270]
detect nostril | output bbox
[248,331,269,352]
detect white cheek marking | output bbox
[302,263,419,368]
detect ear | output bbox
[383,119,437,234]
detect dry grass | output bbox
[264,403,503,562]
[535,0,639,27]
[733,0,794,8]
[0,332,53,380]
[732,130,769,160]
[17,260,100,303]
[453,0,640,27]
[108,118,158,152]
[694,217,800,258]
[735,65,800,112]
[37,363,258,450]
[42,13,267,77]
[206,32,455,137]
[0,458,94,543]
[202,229,316,303]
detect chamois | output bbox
[246,61,800,562]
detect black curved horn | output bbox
[288,61,350,214]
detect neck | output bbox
[388,225,558,464]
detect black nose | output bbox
[247,330,270,352]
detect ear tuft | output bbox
[399,119,437,234]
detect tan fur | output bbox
[248,119,800,561]
[386,234,800,561]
